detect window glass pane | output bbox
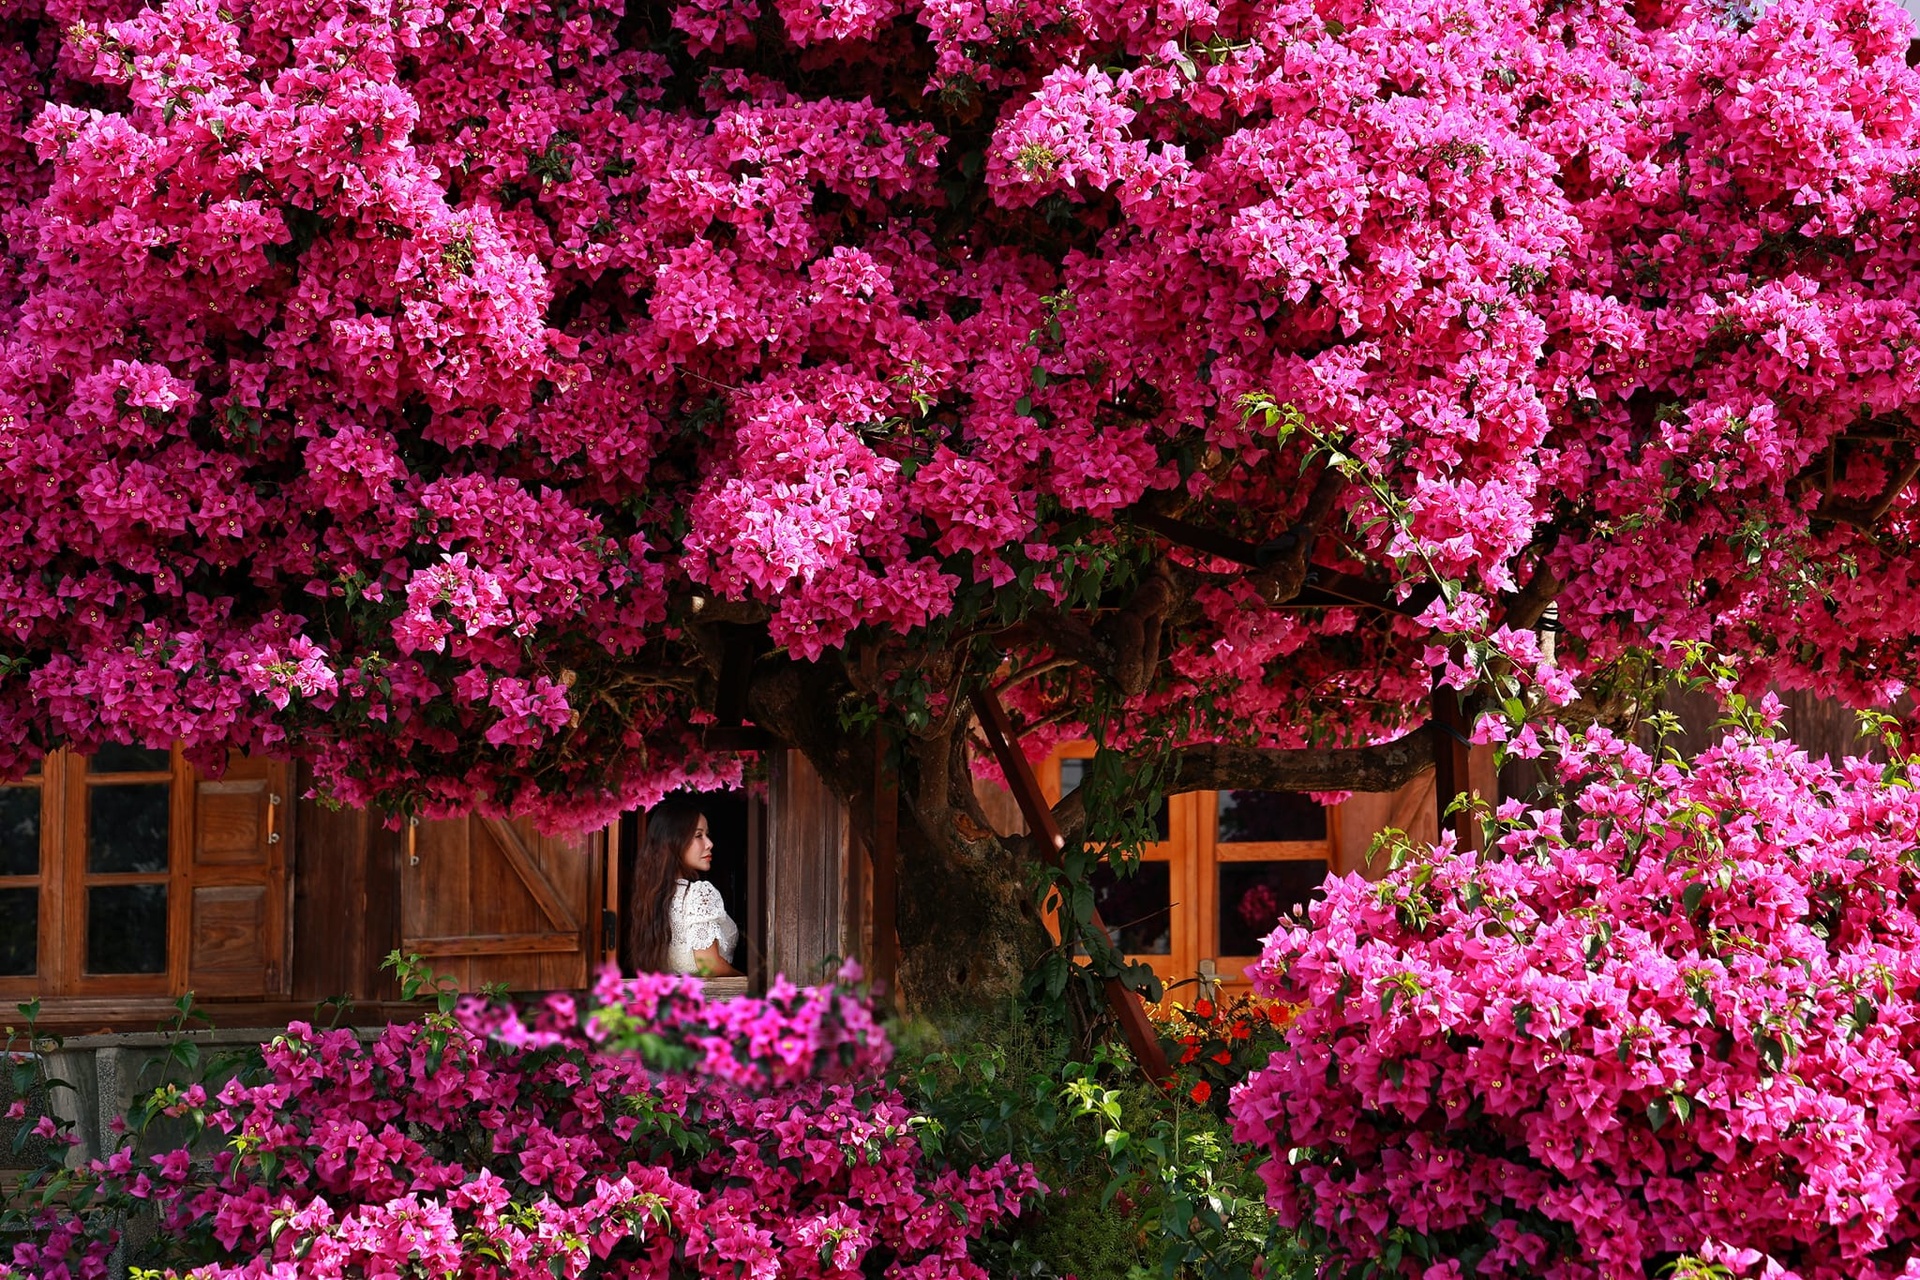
[0,888,34,976]
[89,784,170,874]
[1217,790,1327,843]
[0,787,37,876]
[87,885,167,974]
[1088,861,1172,955]
[91,743,171,774]
[1218,860,1326,955]
[1059,760,1170,840]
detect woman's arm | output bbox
[691,943,742,978]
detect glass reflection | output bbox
[88,785,170,874]
[0,888,34,976]
[1217,790,1326,843]
[1089,860,1172,955]
[91,743,171,774]
[0,788,37,877]
[87,885,167,974]
[1218,860,1326,955]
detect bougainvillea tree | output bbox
[1230,713,1920,1279]
[3,0,1920,1001]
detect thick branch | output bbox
[1252,465,1346,605]
[1172,733,1436,796]
[1049,731,1436,846]
[1499,558,1562,631]
[1025,561,1180,697]
[1817,454,1920,529]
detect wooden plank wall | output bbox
[290,777,400,1004]
[1648,684,1894,763]
[399,818,597,993]
[766,750,846,986]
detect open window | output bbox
[612,786,759,982]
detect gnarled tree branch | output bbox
[1047,730,1436,847]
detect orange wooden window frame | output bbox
[0,747,194,1000]
[1041,742,1340,1002]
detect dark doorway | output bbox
[617,788,752,976]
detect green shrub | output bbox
[892,1003,1318,1280]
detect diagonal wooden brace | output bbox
[969,685,1172,1085]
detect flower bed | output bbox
[3,965,1039,1278]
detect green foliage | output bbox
[892,1004,1318,1280]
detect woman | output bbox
[627,799,742,977]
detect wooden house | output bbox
[0,744,863,1038]
[0,681,1880,1035]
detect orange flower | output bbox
[1190,1080,1212,1104]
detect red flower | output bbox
[1231,1020,1250,1040]
[1195,999,1215,1019]
[1180,1045,1200,1064]
[1190,1081,1212,1104]
[1212,1049,1234,1065]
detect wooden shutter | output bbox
[766,751,846,986]
[186,756,292,998]
[400,816,600,992]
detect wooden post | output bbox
[870,729,901,1007]
[1431,677,1478,852]
[969,686,1172,1086]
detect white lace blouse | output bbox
[667,878,739,975]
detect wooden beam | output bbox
[405,932,580,957]
[1430,678,1478,852]
[715,627,759,727]
[870,730,900,1008]
[969,686,1172,1086]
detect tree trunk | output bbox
[740,646,1054,1012]
[891,809,1049,1012]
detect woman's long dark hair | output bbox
[627,799,706,974]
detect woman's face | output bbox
[680,815,714,876]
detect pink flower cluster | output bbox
[1232,724,1920,1279]
[1,0,1919,814]
[5,968,1039,1279]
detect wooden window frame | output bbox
[0,757,53,1004]
[1200,788,1339,989]
[1044,748,1202,1000]
[1040,742,1343,1002]
[0,748,292,1005]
